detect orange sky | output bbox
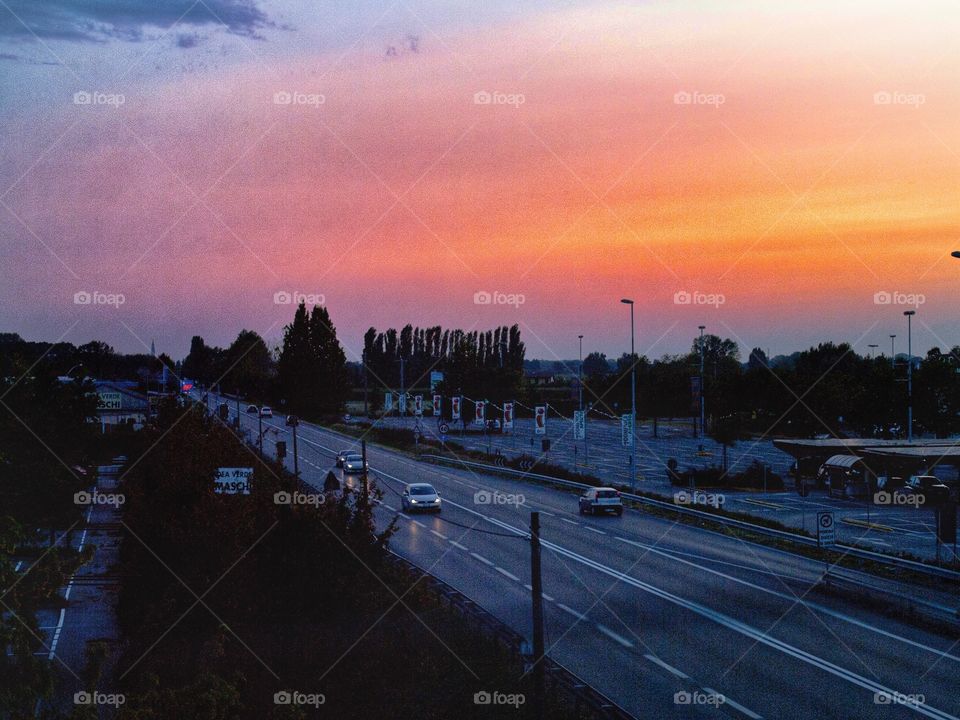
[2,1,958,359]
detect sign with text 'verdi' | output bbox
[215,467,253,495]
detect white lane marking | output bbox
[557,603,587,621]
[430,529,448,540]
[471,552,494,566]
[538,510,555,517]
[612,536,960,666]
[583,526,606,535]
[702,687,763,719]
[596,623,634,648]
[383,504,397,512]
[412,520,426,528]
[561,518,579,526]
[14,561,22,572]
[644,654,689,679]
[450,541,469,551]
[496,567,521,582]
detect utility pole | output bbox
[290,416,300,477]
[400,357,406,420]
[530,511,545,720]
[361,439,369,503]
[621,299,637,491]
[578,335,587,464]
[258,407,263,456]
[235,390,240,429]
[363,349,368,418]
[890,335,896,369]
[698,325,706,440]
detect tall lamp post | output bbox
[698,325,706,440]
[621,299,636,490]
[890,335,896,369]
[577,335,584,411]
[904,310,915,442]
[867,343,878,359]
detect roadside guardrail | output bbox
[418,454,960,582]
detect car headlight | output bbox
[410,499,418,503]
[434,498,441,503]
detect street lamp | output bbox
[698,325,706,440]
[867,343,878,359]
[890,334,896,369]
[621,299,636,490]
[577,335,584,411]
[904,310,915,442]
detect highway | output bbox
[210,395,960,720]
[374,414,955,561]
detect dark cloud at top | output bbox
[0,0,269,43]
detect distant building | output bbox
[93,380,149,431]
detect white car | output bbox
[343,454,367,474]
[246,404,259,414]
[259,406,273,418]
[578,487,623,516]
[401,483,441,513]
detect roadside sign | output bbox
[97,391,122,410]
[475,400,485,423]
[620,414,634,447]
[817,511,835,547]
[215,467,253,495]
[451,396,461,420]
[439,422,450,434]
[414,394,423,416]
[573,410,585,440]
[503,402,514,430]
[534,406,546,435]
[432,394,441,416]
[384,392,393,412]
[398,393,407,414]
[430,370,444,391]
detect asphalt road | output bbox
[210,395,960,720]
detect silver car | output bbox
[401,483,441,513]
[343,454,367,474]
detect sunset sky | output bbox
[1,0,958,363]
